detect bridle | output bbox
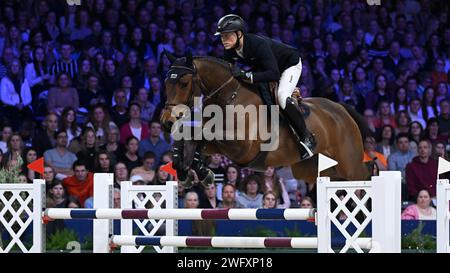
[164,61,240,112]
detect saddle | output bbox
[256,82,310,119]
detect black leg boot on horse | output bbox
[191,143,215,186]
[283,96,316,161]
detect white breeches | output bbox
[277,58,302,109]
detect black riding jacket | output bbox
[223,33,300,83]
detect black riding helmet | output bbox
[215,14,245,49]
[214,14,245,35]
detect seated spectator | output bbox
[421,87,439,121]
[300,196,315,209]
[184,191,200,208]
[376,125,396,159]
[237,174,263,209]
[425,118,447,146]
[1,133,24,169]
[363,108,378,136]
[401,189,436,220]
[219,164,240,201]
[113,162,129,188]
[150,165,174,185]
[365,74,389,111]
[120,103,149,144]
[21,148,38,183]
[62,160,94,207]
[134,87,156,123]
[374,100,397,130]
[109,89,129,128]
[79,73,106,110]
[25,46,52,107]
[262,191,277,209]
[0,59,33,130]
[408,121,424,154]
[46,181,66,208]
[363,135,388,171]
[199,183,221,209]
[119,136,142,172]
[138,121,171,167]
[74,58,92,92]
[390,86,409,115]
[60,107,81,145]
[218,183,244,209]
[47,72,79,116]
[73,128,98,171]
[394,110,411,135]
[388,133,417,200]
[43,131,77,179]
[51,41,79,80]
[405,139,438,202]
[130,151,156,183]
[95,151,113,173]
[99,126,125,165]
[408,98,426,129]
[0,125,13,153]
[100,59,121,103]
[113,188,121,208]
[85,104,118,146]
[438,99,450,137]
[435,82,449,106]
[33,113,58,156]
[261,166,290,208]
[43,165,58,191]
[433,141,448,160]
[160,151,173,165]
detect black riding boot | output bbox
[284,97,316,160]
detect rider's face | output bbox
[220,32,238,50]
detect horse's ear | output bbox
[162,49,177,64]
[186,50,193,67]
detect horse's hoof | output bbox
[201,169,215,186]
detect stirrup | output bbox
[299,134,316,160]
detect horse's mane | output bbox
[193,56,230,70]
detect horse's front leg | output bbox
[191,142,215,186]
[172,140,189,182]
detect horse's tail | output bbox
[339,103,371,140]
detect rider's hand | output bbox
[231,65,245,78]
[231,65,252,83]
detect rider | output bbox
[214,14,316,160]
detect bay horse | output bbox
[160,52,370,185]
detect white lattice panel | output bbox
[0,181,45,253]
[120,182,177,253]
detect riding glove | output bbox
[231,65,253,83]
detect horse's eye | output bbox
[180,82,188,88]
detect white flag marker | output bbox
[318,153,338,177]
[438,157,450,175]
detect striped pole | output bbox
[111,236,378,251]
[44,208,315,220]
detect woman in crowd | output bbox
[262,191,278,209]
[59,107,81,145]
[401,189,436,220]
[1,59,32,129]
[237,174,264,209]
[261,166,290,208]
[47,72,79,116]
[85,104,118,146]
[118,136,142,172]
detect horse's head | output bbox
[160,50,200,134]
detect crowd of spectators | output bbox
[0,0,449,222]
